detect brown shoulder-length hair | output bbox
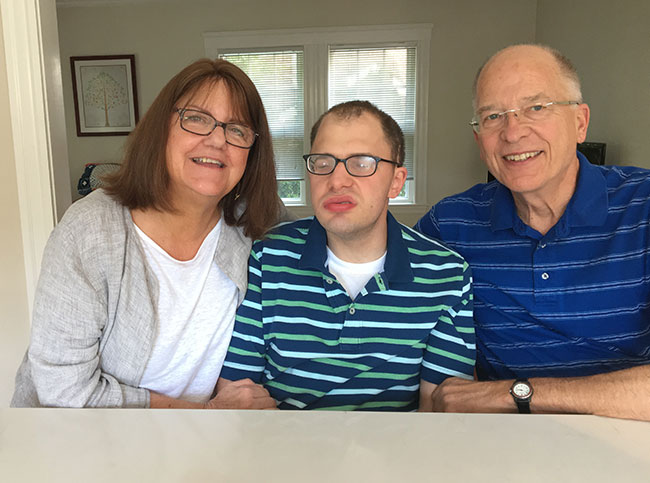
[103,58,279,240]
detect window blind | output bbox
[221,50,305,181]
[328,46,416,179]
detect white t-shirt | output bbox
[135,218,238,403]
[326,247,386,300]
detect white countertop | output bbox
[1,409,649,482]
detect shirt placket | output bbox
[322,272,388,351]
[532,236,558,305]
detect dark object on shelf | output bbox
[77,163,121,196]
[577,142,606,166]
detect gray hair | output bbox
[472,44,583,111]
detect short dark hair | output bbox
[309,100,405,166]
[104,58,279,240]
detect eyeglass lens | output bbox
[306,155,378,177]
[472,101,578,133]
[178,109,256,148]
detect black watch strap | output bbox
[509,379,533,414]
[514,398,531,414]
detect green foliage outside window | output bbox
[278,180,301,201]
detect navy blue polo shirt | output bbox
[415,152,650,380]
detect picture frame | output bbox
[70,55,139,136]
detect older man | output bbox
[415,44,650,420]
[218,101,475,411]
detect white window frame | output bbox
[204,24,431,210]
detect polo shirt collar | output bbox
[565,151,608,228]
[490,182,517,232]
[298,211,413,284]
[489,151,608,234]
[299,217,329,270]
[384,211,414,283]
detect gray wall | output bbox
[56,0,650,225]
[536,0,650,167]
[57,0,537,225]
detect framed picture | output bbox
[70,55,139,136]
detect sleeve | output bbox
[420,261,476,384]
[413,203,442,239]
[219,244,267,384]
[27,218,148,408]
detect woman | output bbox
[11,59,281,408]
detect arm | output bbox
[419,261,476,411]
[149,379,275,409]
[218,245,269,384]
[150,392,203,409]
[27,219,148,407]
[430,365,650,421]
[413,204,442,238]
[207,378,276,409]
[418,380,438,412]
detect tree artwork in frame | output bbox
[70,55,139,136]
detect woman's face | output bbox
[165,80,251,209]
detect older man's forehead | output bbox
[476,93,551,113]
[476,53,567,107]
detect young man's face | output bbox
[308,112,406,249]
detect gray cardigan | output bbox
[11,190,251,407]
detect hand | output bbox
[430,377,514,413]
[205,378,277,410]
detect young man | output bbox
[218,101,475,411]
[415,44,650,420]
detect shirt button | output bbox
[539,243,547,249]
[541,272,549,280]
[325,278,333,284]
[349,306,356,315]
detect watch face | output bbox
[512,382,531,398]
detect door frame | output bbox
[0,0,71,319]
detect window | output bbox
[329,46,416,201]
[204,24,431,206]
[220,50,305,203]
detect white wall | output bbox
[0,9,30,405]
[57,0,537,226]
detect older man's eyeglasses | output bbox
[175,108,258,149]
[469,100,580,134]
[303,154,400,177]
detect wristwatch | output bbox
[509,379,533,414]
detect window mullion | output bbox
[303,43,329,206]
[414,29,431,205]
[303,43,328,145]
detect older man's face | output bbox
[474,46,590,202]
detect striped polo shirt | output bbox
[415,152,650,380]
[220,212,475,411]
